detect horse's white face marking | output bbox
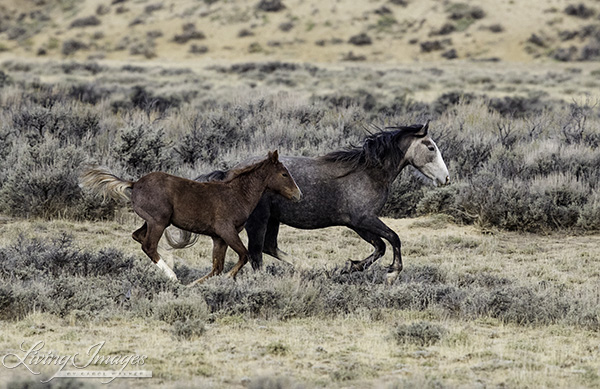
[406,137,450,186]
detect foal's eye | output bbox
[427,145,435,151]
[282,173,289,178]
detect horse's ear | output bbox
[417,120,429,136]
[268,150,279,163]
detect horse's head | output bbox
[265,150,303,202]
[404,122,450,186]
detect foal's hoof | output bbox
[187,275,210,287]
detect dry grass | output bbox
[1,216,599,388]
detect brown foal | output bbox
[80,151,302,284]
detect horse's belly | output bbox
[277,204,351,229]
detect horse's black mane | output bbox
[320,124,427,170]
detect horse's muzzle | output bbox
[434,175,450,187]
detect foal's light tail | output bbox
[79,168,133,202]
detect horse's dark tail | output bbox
[79,168,133,202]
[164,228,200,249]
[164,168,229,250]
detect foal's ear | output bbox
[268,150,279,163]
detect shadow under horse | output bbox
[167,122,449,283]
[80,151,302,284]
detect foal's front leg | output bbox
[187,237,228,287]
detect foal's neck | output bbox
[229,165,271,208]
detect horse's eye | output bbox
[282,173,289,178]
[427,145,435,152]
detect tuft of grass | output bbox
[170,318,206,340]
[392,321,447,346]
[265,340,289,356]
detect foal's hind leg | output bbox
[140,222,178,281]
[188,237,228,287]
[218,226,250,280]
[133,205,178,281]
[344,227,386,273]
[132,222,147,243]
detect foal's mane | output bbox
[320,123,427,170]
[221,158,270,183]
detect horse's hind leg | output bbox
[188,237,228,287]
[352,216,402,284]
[344,227,386,273]
[263,216,293,265]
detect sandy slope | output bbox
[0,0,598,64]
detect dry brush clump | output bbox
[1,236,599,331]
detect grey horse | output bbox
[167,122,449,283]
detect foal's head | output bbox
[264,150,302,202]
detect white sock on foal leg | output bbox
[156,258,178,281]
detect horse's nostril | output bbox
[445,176,450,185]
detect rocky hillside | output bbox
[0,0,599,64]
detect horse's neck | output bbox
[367,157,410,188]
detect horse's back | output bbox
[270,157,382,228]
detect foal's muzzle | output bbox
[290,189,303,202]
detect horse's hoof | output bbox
[342,260,361,274]
[386,270,400,285]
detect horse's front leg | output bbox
[188,237,228,287]
[353,217,402,284]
